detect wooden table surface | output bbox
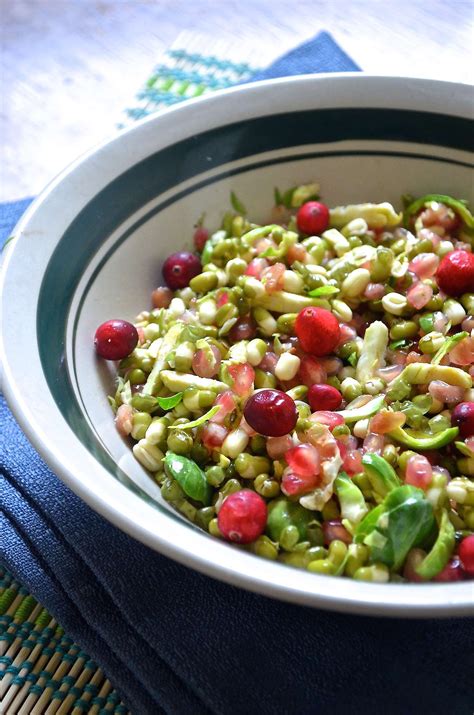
[1,0,473,202]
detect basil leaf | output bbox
[308,285,340,297]
[156,392,183,410]
[356,485,435,570]
[164,452,212,505]
[230,191,247,215]
[168,404,220,430]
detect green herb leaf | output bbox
[362,453,401,497]
[347,352,358,367]
[230,191,247,215]
[355,485,435,570]
[415,509,455,580]
[156,392,183,410]
[308,285,340,297]
[164,452,212,505]
[168,404,221,430]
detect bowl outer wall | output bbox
[1,74,474,616]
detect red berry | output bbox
[308,384,342,411]
[458,535,474,577]
[217,489,267,544]
[193,226,209,252]
[296,201,330,235]
[451,402,474,439]
[94,319,138,360]
[244,389,298,437]
[162,251,202,289]
[295,307,341,356]
[433,556,465,582]
[436,250,474,296]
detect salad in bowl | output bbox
[94,185,474,584]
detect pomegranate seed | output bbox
[255,237,276,254]
[428,380,465,405]
[266,434,294,459]
[295,307,341,356]
[342,449,364,476]
[436,250,474,297]
[193,226,209,252]
[406,351,431,364]
[259,351,278,374]
[310,411,344,429]
[94,319,138,360]
[136,326,146,345]
[405,454,432,490]
[407,282,433,310]
[408,252,440,280]
[245,258,269,278]
[261,262,286,293]
[192,345,221,378]
[364,282,385,300]
[448,336,474,367]
[297,355,327,387]
[403,548,427,582]
[337,324,357,345]
[362,432,385,455]
[281,469,320,496]
[228,363,255,397]
[216,291,229,308]
[458,535,474,577]
[322,520,352,545]
[244,389,298,437]
[285,443,320,477]
[296,201,330,235]
[228,317,257,343]
[201,422,228,449]
[210,391,237,424]
[115,404,134,437]
[433,556,465,582]
[162,251,202,289]
[308,384,342,412]
[217,490,267,544]
[319,356,343,376]
[370,411,406,434]
[286,243,308,264]
[239,415,257,437]
[461,316,474,332]
[420,204,461,232]
[451,402,474,439]
[151,286,173,309]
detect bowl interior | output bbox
[2,76,474,616]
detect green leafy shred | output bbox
[230,191,247,215]
[308,285,340,297]
[168,404,221,430]
[156,392,184,410]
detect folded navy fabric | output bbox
[2,32,473,715]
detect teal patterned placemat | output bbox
[122,32,263,123]
[0,567,129,714]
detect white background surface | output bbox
[1,0,473,201]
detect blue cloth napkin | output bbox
[1,32,473,715]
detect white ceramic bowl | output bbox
[1,74,473,617]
